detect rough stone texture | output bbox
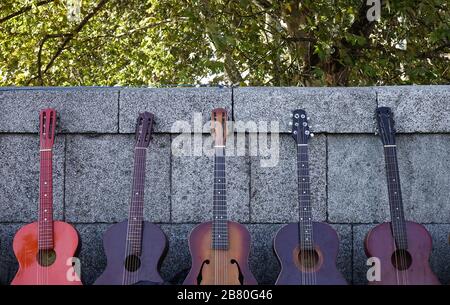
[250,134,327,222]
[75,224,109,285]
[160,224,195,284]
[0,223,21,285]
[331,224,353,284]
[234,87,376,133]
[377,86,450,133]
[65,134,170,223]
[0,135,64,222]
[119,87,232,133]
[396,135,450,223]
[328,135,389,223]
[0,86,448,286]
[247,224,281,284]
[328,134,450,223]
[171,134,250,223]
[352,224,450,285]
[425,224,450,285]
[352,224,375,285]
[0,88,119,133]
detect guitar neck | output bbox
[39,149,54,250]
[127,147,147,255]
[212,146,228,250]
[297,144,314,250]
[383,146,408,249]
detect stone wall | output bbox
[0,86,449,285]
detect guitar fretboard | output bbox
[126,147,147,256]
[212,146,228,250]
[38,149,54,250]
[383,146,408,250]
[297,145,314,250]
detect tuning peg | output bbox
[288,122,292,126]
[310,133,314,138]
[290,113,293,118]
[307,117,310,121]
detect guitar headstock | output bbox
[211,108,228,147]
[375,107,396,145]
[134,112,154,148]
[39,108,56,150]
[290,109,313,144]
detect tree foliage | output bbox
[0,0,448,86]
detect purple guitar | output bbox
[94,112,167,285]
[274,109,347,285]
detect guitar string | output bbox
[131,148,141,285]
[297,138,303,285]
[46,149,51,285]
[38,148,42,285]
[304,146,315,285]
[123,146,137,285]
[38,149,43,284]
[388,147,407,285]
[385,147,407,284]
[40,149,52,284]
[39,115,43,285]
[215,147,220,284]
[40,149,50,284]
[132,148,143,285]
[130,147,146,284]
[124,145,140,285]
[387,147,409,284]
[136,147,146,284]
[38,115,45,285]
[385,148,401,285]
[127,147,139,284]
[298,145,315,285]
[214,143,227,284]
[298,145,306,285]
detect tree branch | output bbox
[0,0,54,24]
[42,0,110,75]
[29,34,72,85]
[418,43,450,59]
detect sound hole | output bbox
[37,249,56,267]
[298,249,320,270]
[124,255,141,272]
[391,249,412,270]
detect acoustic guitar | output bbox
[183,108,257,285]
[94,112,167,285]
[12,108,82,285]
[364,107,440,285]
[274,109,347,285]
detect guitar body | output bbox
[364,221,440,285]
[11,221,81,285]
[184,221,257,285]
[274,222,347,285]
[94,220,167,285]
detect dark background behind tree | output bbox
[0,0,448,86]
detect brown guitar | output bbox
[183,108,257,285]
[364,107,440,285]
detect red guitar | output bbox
[11,108,82,285]
[364,107,440,285]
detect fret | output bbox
[38,149,54,250]
[125,149,148,254]
[383,147,408,250]
[212,146,228,250]
[296,144,314,250]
